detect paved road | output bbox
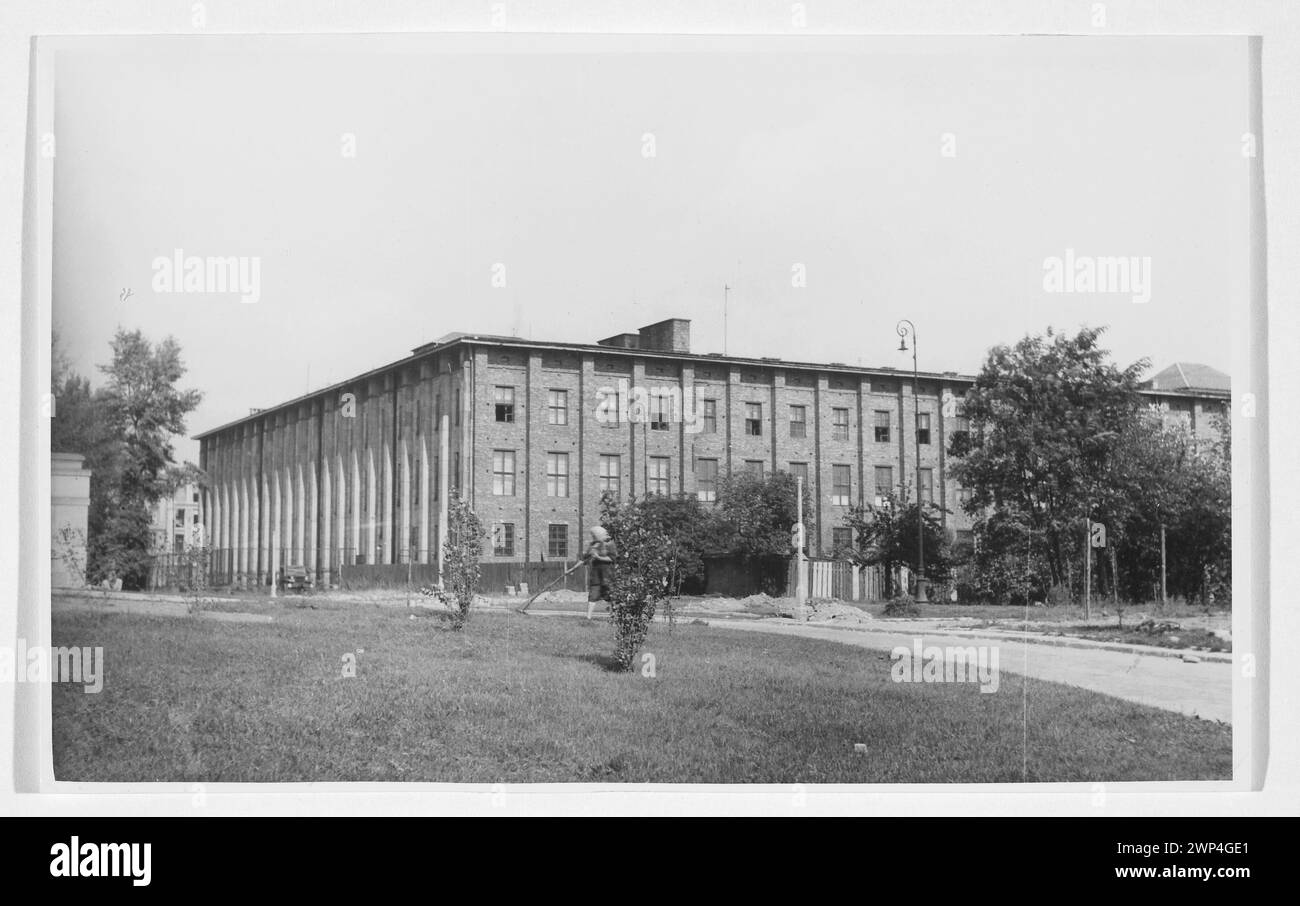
[686,619,1233,724]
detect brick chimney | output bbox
[636,318,691,353]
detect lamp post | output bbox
[896,319,928,604]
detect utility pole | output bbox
[1083,515,1090,622]
[795,475,807,619]
[1160,523,1168,608]
[1110,541,1119,623]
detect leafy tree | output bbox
[436,490,485,630]
[52,330,116,480]
[632,493,711,595]
[64,329,204,589]
[1111,411,1229,605]
[600,494,675,671]
[967,510,1052,606]
[840,493,951,597]
[710,470,811,560]
[97,329,203,504]
[950,326,1147,593]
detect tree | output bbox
[51,352,110,462]
[967,509,1052,606]
[631,493,711,595]
[1111,411,1229,605]
[841,494,951,598]
[77,329,203,589]
[97,329,204,504]
[711,470,811,560]
[436,491,485,630]
[600,494,676,671]
[950,326,1147,594]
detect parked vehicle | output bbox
[279,565,312,592]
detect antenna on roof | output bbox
[723,284,730,356]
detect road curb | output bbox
[690,615,1233,662]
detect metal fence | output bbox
[145,548,587,593]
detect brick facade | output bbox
[195,321,1230,585]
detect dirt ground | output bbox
[163,582,1233,648]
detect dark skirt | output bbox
[587,563,610,602]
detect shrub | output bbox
[436,491,486,630]
[600,495,675,671]
[882,594,921,617]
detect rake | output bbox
[515,561,584,614]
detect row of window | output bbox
[490,522,963,560]
[489,450,962,506]
[491,522,571,559]
[494,387,574,426]
[491,385,971,446]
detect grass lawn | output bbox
[52,604,1231,783]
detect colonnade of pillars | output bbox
[205,422,450,587]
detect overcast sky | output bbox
[52,35,1254,462]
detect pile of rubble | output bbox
[764,597,874,624]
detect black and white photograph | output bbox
[35,31,1254,788]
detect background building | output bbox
[194,318,1230,588]
[149,482,204,554]
[51,452,92,588]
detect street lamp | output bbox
[896,319,928,604]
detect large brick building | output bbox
[194,318,1229,587]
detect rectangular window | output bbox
[958,487,974,507]
[745,402,763,436]
[192,491,200,503]
[832,527,853,554]
[745,459,766,478]
[432,455,440,500]
[435,393,442,427]
[874,466,894,500]
[917,412,932,445]
[598,454,621,496]
[546,452,570,497]
[548,389,568,425]
[789,462,809,488]
[951,415,970,447]
[412,461,420,508]
[493,523,515,557]
[175,510,186,527]
[703,399,717,433]
[696,458,718,502]
[601,388,621,428]
[874,410,891,443]
[494,386,515,423]
[547,524,569,559]
[454,387,461,426]
[649,392,670,431]
[831,464,852,505]
[832,407,850,441]
[789,405,807,438]
[648,456,671,496]
[919,467,934,505]
[492,449,515,496]
[454,452,460,490]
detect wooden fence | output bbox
[786,558,889,602]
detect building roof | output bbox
[195,331,974,440]
[1143,362,1231,395]
[193,334,1231,441]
